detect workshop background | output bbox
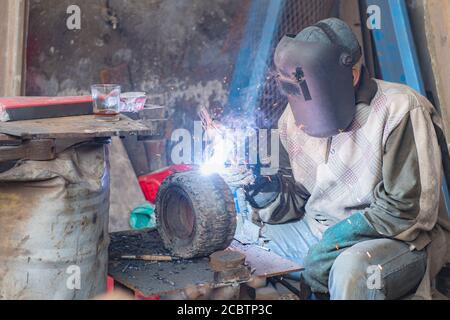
[15,0,450,171]
[0,0,449,300]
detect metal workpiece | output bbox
[210,250,251,284]
[213,265,251,284]
[209,250,246,272]
[0,143,110,299]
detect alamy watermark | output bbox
[66,5,81,30]
[367,5,382,30]
[367,265,383,290]
[170,121,280,175]
[66,265,81,290]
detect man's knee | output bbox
[329,246,381,300]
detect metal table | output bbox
[108,229,303,298]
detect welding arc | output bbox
[155,171,237,259]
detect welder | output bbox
[237,18,450,300]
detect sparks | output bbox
[198,106,256,176]
[200,133,235,175]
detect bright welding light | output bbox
[200,133,235,176]
[199,125,257,176]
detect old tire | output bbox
[155,170,237,259]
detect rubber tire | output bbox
[155,170,237,259]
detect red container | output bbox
[138,164,193,204]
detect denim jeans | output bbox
[261,219,427,300]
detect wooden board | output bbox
[109,137,146,233]
[0,114,161,140]
[0,0,28,96]
[423,0,450,145]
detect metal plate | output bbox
[230,240,303,278]
[108,229,303,297]
[109,230,223,297]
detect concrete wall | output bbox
[26,0,249,127]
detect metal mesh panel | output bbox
[257,0,336,128]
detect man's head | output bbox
[274,18,363,138]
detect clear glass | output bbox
[91,84,121,121]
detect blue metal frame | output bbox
[227,0,286,120]
[365,0,450,216]
[367,0,425,92]
[389,1,426,93]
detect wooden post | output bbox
[423,0,450,146]
[0,0,28,97]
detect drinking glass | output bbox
[91,84,121,121]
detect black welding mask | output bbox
[274,23,360,138]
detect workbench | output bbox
[0,114,164,161]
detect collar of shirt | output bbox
[355,65,378,105]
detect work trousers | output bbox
[261,219,427,300]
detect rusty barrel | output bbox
[0,143,110,299]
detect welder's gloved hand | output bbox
[245,175,281,209]
[244,171,309,225]
[302,212,380,294]
[219,166,255,189]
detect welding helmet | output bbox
[274,20,362,138]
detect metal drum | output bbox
[0,143,110,300]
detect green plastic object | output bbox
[129,202,156,230]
